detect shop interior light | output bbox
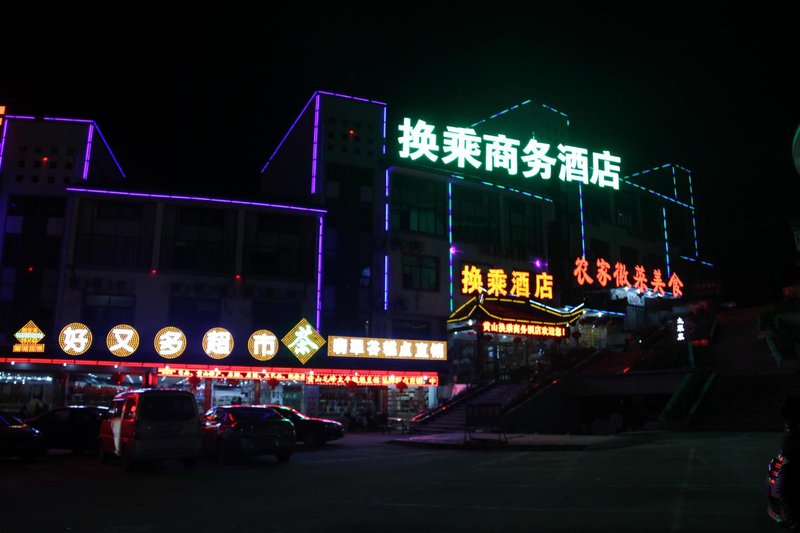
[150,268,158,276]
[234,274,242,281]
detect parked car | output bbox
[26,405,109,454]
[98,389,201,471]
[264,404,344,446]
[0,412,45,459]
[201,405,295,463]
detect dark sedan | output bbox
[264,404,345,446]
[0,412,45,459]
[26,405,109,454]
[201,405,295,463]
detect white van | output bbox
[98,388,201,471]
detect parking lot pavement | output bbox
[385,430,661,451]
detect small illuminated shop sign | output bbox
[248,329,279,361]
[154,326,187,359]
[106,324,139,357]
[59,322,93,356]
[202,327,234,360]
[13,320,45,353]
[328,336,447,361]
[156,367,439,387]
[573,256,683,297]
[398,117,621,190]
[461,264,553,299]
[482,320,566,338]
[158,367,306,381]
[282,318,325,365]
[676,317,686,341]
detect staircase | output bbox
[410,383,528,434]
[700,306,782,375]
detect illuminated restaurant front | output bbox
[0,317,444,423]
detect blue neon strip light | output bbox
[384,255,389,311]
[65,188,327,214]
[0,120,8,174]
[621,180,694,209]
[316,91,387,106]
[671,165,678,200]
[578,182,586,258]
[448,181,454,313]
[687,168,700,256]
[316,216,324,329]
[470,98,569,128]
[311,94,320,194]
[382,106,387,156]
[662,206,670,277]
[260,93,316,174]
[679,256,715,267]
[478,180,552,203]
[81,124,94,180]
[91,123,126,178]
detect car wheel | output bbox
[276,450,292,463]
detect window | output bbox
[242,212,315,281]
[160,205,235,274]
[19,145,28,154]
[74,199,154,269]
[82,293,135,335]
[452,184,499,244]
[402,254,439,291]
[391,174,447,238]
[507,198,543,256]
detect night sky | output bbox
[2,3,799,302]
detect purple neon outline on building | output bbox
[82,124,94,180]
[448,181,454,312]
[44,117,93,123]
[3,115,35,120]
[260,93,317,174]
[311,94,320,194]
[316,91,387,106]
[578,182,586,258]
[384,255,389,311]
[92,123,126,178]
[316,215,324,329]
[65,187,327,214]
[382,106,387,155]
[0,120,8,174]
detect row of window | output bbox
[13,175,72,184]
[17,145,77,155]
[17,159,75,170]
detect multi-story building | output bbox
[0,92,715,422]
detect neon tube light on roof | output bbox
[316,91,387,106]
[0,120,8,174]
[311,94,320,194]
[82,124,94,180]
[448,181,454,313]
[317,216,324,329]
[65,188,327,214]
[260,93,317,174]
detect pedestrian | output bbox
[778,396,800,531]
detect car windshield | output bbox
[227,408,282,422]
[272,406,307,420]
[138,395,196,421]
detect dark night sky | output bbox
[2,2,799,301]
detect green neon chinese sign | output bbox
[398,117,622,190]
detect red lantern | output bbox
[111,372,125,386]
[187,375,201,388]
[345,380,358,392]
[395,380,408,392]
[267,377,280,389]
